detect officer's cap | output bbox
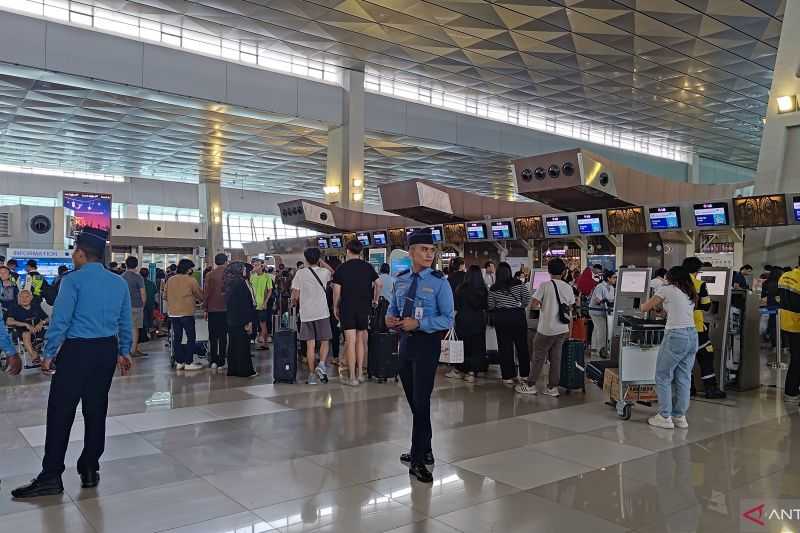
[408,228,434,246]
[75,227,108,256]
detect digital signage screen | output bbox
[693,202,729,227]
[545,216,570,237]
[372,232,387,246]
[356,232,371,247]
[649,206,681,230]
[329,235,343,249]
[63,191,112,238]
[428,226,443,243]
[490,220,513,240]
[466,223,487,241]
[793,196,800,222]
[576,213,603,235]
[317,237,329,249]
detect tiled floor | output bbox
[0,337,797,533]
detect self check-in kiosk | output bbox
[695,267,733,392]
[609,268,652,359]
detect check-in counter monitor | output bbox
[317,236,330,250]
[465,222,488,241]
[574,212,606,237]
[647,205,683,231]
[696,267,733,391]
[372,231,388,247]
[793,195,800,224]
[329,235,343,249]
[544,215,572,238]
[356,232,371,247]
[490,220,515,240]
[691,201,733,230]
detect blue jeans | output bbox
[655,327,698,419]
[171,316,196,364]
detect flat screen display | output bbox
[649,206,681,230]
[356,232,371,247]
[699,271,727,296]
[693,202,729,227]
[794,196,800,222]
[531,270,551,291]
[577,213,603,235]
[428,226,443,243]
[491,220,513,240]
[545,216,570,237]
[620,271,648,293]
[329,235,343,249]
[317,237,329,249]
[372,232,387,246]
[466,223,487,240]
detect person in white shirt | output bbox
[482,261,496,289]
[641,266,698,430]
[588,271,617,358]
[291,248,334,384]
[516,258,575,396]
[649,268,667,293]
[378,263,395,302]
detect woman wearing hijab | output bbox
[224,261,258,378]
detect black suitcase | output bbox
[272,311,298,384]
[559,340,586,392]
[367,332,399,382]
[586,360,617,388]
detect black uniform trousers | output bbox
[207,311,228,366]
[41,337,118,480]
[399,332,441,465]
[784,331,800,397]
[695,329,718,388]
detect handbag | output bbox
[485,324,498,352]
[440,327,464,364]
[552,280,571,325]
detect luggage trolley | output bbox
[612,316,664,420]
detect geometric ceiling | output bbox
[0,69,516,204]
[70,0,785,168]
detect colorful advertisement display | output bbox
[63,191,112,237]
[7,248,73,284]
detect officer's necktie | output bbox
[401,273,419,318]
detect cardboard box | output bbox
[603,368,658,403]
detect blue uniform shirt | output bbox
[43,262,133,359]
[388,268,454,333]
[0,309,16,355]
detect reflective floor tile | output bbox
[587,421,695,452]
[305,441,410,484]
[436,491,628,533]
[32,433,161,464]
[63,452,197,500]
[77,479,246,533]
[168,388,260,409]
[0,446,45,477]
[422,418,574,463]
[529,465,699,529]
[0,473,70,517]
[365,463,520,518]
[454,446,595,490]
[113,406,219,432]
[382,519,463,533]
[171,435,313,475]
[0,420,29,451]
[197,398,293,419]
[138,419,246,451]
[529,434,653,468]
[203,458,357,509]
[161,511,275,533]
[19,417,132,447]
[0,503,96,533]
[519,402,622,432]
[631,501,744,533]
[253,484,425,532]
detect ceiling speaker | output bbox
[548,164,560,178]
[29,215,51,235]
[599,172,609,187]
[562,161,575,176]
[534,167,546,180]
[521,168,533,182]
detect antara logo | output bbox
[742,504,765,527]
[741,500,800,529]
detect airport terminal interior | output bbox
[0,0,800,531]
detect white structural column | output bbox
[199,176,224,257]
[751,1,800,266]
[325,70,365,209]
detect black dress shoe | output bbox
[409,463,433,483]
[704,388,727,399]
[80,470,99,488]
[400,451,434,466]
[11,477,64,499]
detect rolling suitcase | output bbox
[367,332,399,382]
[272,309,298,384]
[586,360,617,388]
[559,339,586,393]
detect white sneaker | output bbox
[672,416,689,429]
[175,363,185,370]
[210,363,218,370]
[463,374,475,383]
[648,414,675,429]
[514,382,537,395]
[502,378,516,385]
[217,364,226,372]
[183,363,204,371]
[445,369,462,379]
[543,387,560,397]
[784,394,800,405]
[358,374,366,384]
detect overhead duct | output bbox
[514,149,747,212]
[379,179,556,224]
[278,199,416,233]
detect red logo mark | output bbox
[743,503,766,526]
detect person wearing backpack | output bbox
[516,258,575,396]
[291,248,334,384]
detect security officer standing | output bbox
[12,227,133,498]
[386,228,454,483]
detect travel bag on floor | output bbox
[367,332,399,382]
[559,339,586,392]
[272,310,298,384]
[586,360,618,388]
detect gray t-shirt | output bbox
[121,270,145,308]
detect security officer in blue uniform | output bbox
[12,227,133,498]
[386,228,454,483]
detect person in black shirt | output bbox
[332,239,380,386]
[447,257,466,295]
[6,289,48,365]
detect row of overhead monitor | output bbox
[314,194,800,248]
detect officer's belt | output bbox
[64,336,117,344]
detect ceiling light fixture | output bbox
[777,95,797,114]
[352,192,363,202]
[352,179,363,187]
[323,185,340,195]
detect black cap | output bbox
[76,227,108,257]
[408,228,434,246]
